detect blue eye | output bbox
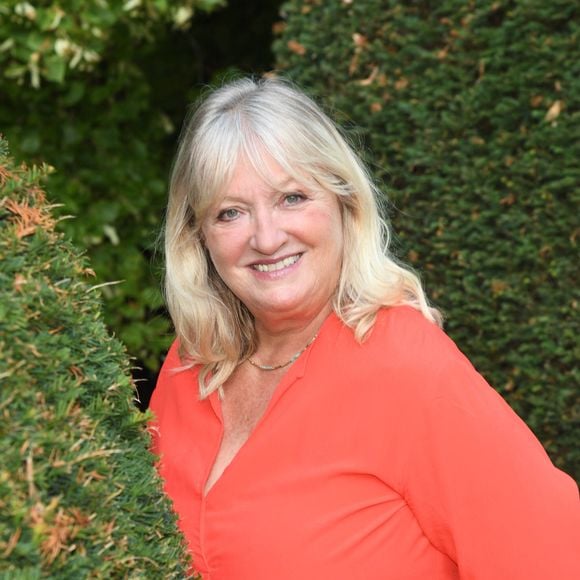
[284,193,306,205]
[217,208,240,221]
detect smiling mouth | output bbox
[252,254,301,273]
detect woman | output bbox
[150,77,579,579]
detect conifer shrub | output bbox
[0,137,188,576]
[274,0,579,477]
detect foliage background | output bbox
[274,0,579,478]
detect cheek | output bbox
[332,215,344,245]
[320,208,344,249]
[325,219,345,271]
[204,230,246,268]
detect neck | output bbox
[252,304,333,363]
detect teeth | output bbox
[254,254,300,272]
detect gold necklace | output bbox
[247,334,318,371]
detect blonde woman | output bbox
[150,77,579,579]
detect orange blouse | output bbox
[150,306,579,579]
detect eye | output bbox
[283,192,306,206]
[217,207,240,222]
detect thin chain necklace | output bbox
[247,333,318,371]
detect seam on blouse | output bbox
[399,363,459,566]
[401,492,458,565]
[375,475,456,565]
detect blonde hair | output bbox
[164,76,441,398]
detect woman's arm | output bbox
[404,357,579,579]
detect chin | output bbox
[263,300,303,315]
[250,295,306,319]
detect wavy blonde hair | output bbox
[164,76,441,398]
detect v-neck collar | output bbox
[204,310,343,498]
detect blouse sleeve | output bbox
[403,354,580,579]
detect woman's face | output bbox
[201,154,344,330]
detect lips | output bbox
[251,254,301,273]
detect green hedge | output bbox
[274,0,579,478]
[0,137,188,576]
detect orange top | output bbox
[150,306,580,579]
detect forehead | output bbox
[224,154,295,195]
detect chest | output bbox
[157,367,456,579]
[204,367,283,494]
[222,373,279,434]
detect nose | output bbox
[249,208,288,255]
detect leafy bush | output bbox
[0,0,225,370]
[274,0,579,478]
[0,137,188,576]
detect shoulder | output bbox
[159,338,184,373]
[356,308,543,456]
[372,305,440,341]
[150,339,201,414]
[343,305,496,407]
[368,305,467,374]
[155,339,187,389]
